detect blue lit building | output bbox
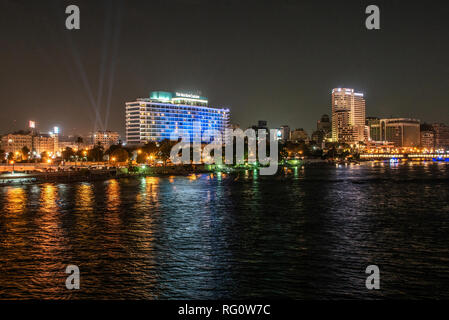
[126,91,231,144]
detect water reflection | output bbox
[0,163,449,299]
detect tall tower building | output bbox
[126,91,230,144]
[331,88,366,144]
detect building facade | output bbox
[279,125,291,141]
[331,88,366,144]
[33,134,57,155]
[366,117,381,141]
[1,133,33,154]
[379,118,420,148]
[93,131,120,148]
[317,114,331,133]
[126,91,230,144]
[290,128,309,142]
[420,131,435,149]
[1,132,57,156]
[432,123,449,149]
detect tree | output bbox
[142,141,158,155]
[21,146,30,160]
[40,151,48,160]
[110,148,129,162]
[62,147,75,161]
[278,142,288,162]
[159,139,176,166]
[0,149,5,163]
[88,144,104,162]
[76,136,84,151]
[105,144,122,155]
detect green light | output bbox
[150,91,173,101]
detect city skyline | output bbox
[1,0,448,136]
[2,0,449,303]
[4,85,447,141]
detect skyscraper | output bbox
[125,91,230,144]
[331,88,366,144]
[279,125,291,141]
[317,114,331,133]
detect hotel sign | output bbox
[175,92,201,99]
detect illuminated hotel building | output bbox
[125,91,230,144]
[331,88,366,144]
[379,118,420,148]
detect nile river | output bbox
[1,162,449,299]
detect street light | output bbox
[10,160,15,173]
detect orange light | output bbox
[9,160,14,165]
[47,159,52,164]
[111,157,116,162]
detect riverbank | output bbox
[0,164,305,186]
[0,160,374,186]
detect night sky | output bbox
[1,0,448,137]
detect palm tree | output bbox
[21,146,30,161]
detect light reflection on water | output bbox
[0,163,449,299]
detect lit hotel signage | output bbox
[175,92,201,99]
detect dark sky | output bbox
[1,0,448,137]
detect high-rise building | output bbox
[379,118,420,147]
[279,125,291,141]
[331,88,366,144]
[420,131,435,149]
[257,120,268,129]
[311,130,325,144]
[317,114,331,133]
[290,128,309,142]
[312,114,332,145]
[125,91,230,144]
[366,117,381,141]
[93,130,120,148]
[432,123,449,149]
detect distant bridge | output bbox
[360,153,449,160]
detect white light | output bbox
[176,92,201,99]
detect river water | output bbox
[1,162,448,299]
